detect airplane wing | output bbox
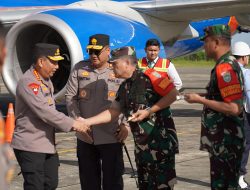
[128,0,250,42]
[130,0,250,23]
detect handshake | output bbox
[72,117,92,143]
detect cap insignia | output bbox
[91,38,97,45]
[55,48,60,56]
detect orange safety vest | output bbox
[138,57,170,76]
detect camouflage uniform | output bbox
[116,69,178,190]
[200,52,244,190]
[199,25,245,190]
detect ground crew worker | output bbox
[138,38,182,90]
[11,43,91,190]
[65,34,128,190]
[82,46,179,190]
[0,20,15,190]
[232,41,250,190]
[185,25,245,190]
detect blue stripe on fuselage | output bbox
[0,0,150,7]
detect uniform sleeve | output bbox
[17,78,73,132]
[65,65,81,119]
[114,84,126,114]
[243,69,250,112]
[168,62,182,90]
[216,63,243,103]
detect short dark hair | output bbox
[145,39,160,48]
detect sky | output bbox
[232,32,250,46]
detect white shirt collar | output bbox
[146,56,159,64]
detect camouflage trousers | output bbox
[135,149,176,190]
[209,147,243,190]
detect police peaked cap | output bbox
[87,34,110,50]
[34,43,64,61]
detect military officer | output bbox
[138,38,182,90]
[0,20,15,190]
[65,34,128,190]
[82,46,179,190]
[185,25,245,190]
[11,43,91,190]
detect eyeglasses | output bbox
[87,49,103,56]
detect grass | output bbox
[172,58,215,68]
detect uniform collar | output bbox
[30,65,50,86]
[90,61,110,74]
[146,57,159,65]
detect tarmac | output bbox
[7,67,250,190]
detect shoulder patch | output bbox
[28,83,40,95]
[221,71,231,83]
[144,68,174,96]
[216,63,242,102]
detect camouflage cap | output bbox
[109,46,137,62]
[200,24,231,41]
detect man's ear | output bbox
[38,58,43,68]
[106,46,111,54]
[215,38,220,46]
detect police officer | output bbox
[11,43,91,190]
[232,41,250,190]
[185,25,245,190]
[138,38,183,90]
[82,46,179,190]
[0,20,15,190]
[65,34,128,190]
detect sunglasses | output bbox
[87,49,103,56]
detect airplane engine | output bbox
[3,8,163,102]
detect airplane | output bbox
[0,0,250,108]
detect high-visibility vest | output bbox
[138,57,170,75]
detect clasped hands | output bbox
[73,117,129,143]
[72,117,92,143]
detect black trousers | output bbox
[77,140,124,190]
[14,149,59,190]
[240,112,250,175]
